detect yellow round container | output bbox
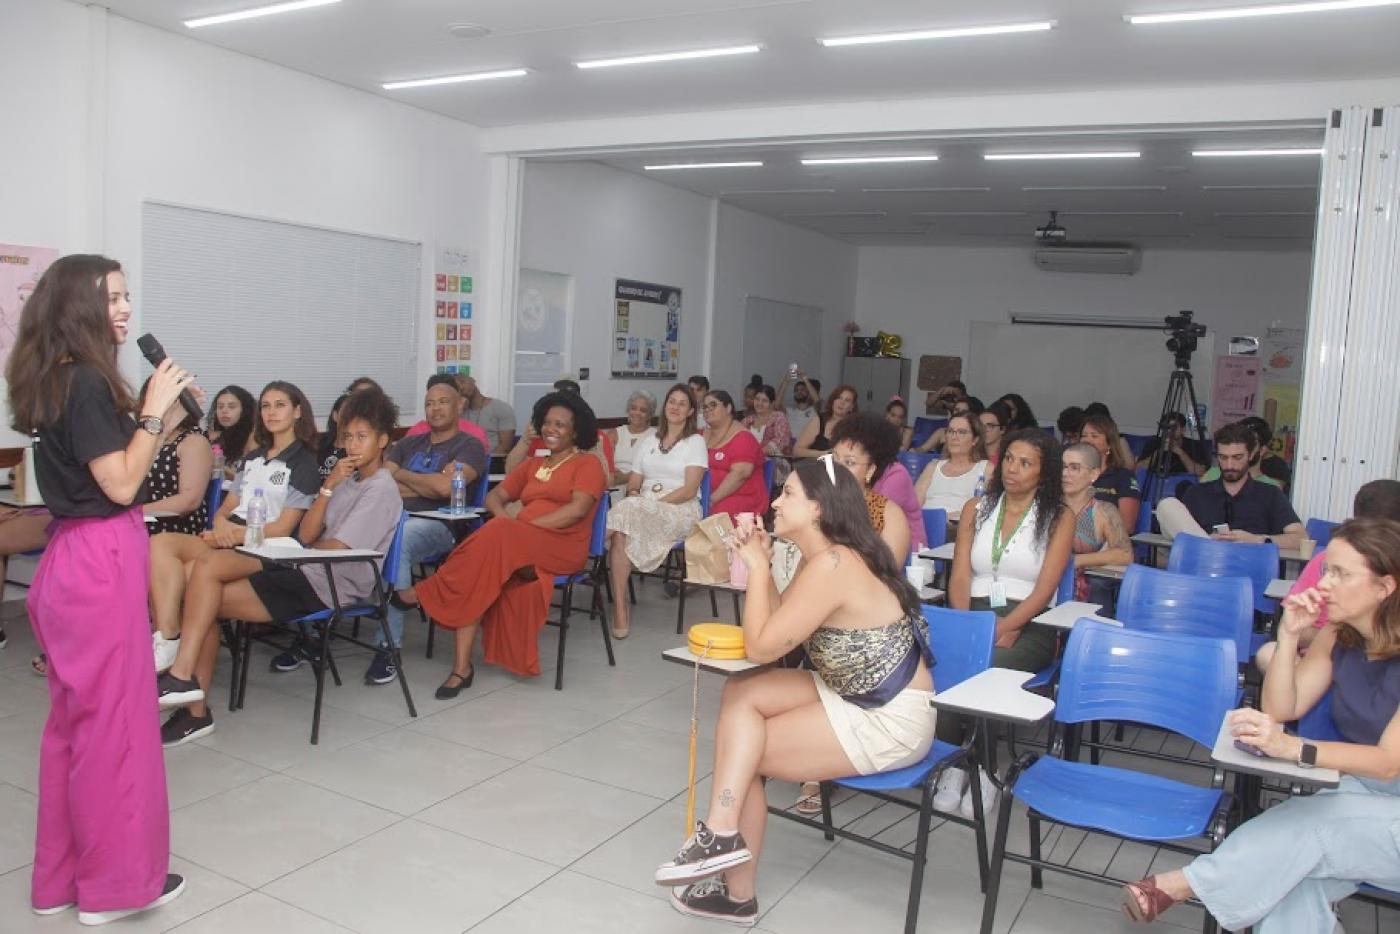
[687,622,746,660]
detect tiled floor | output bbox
[0,566,1393,933]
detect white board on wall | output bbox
[741,297,823,394]
[968,321,1215,435]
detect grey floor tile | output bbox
[163,743,270,812]
[531,718,715,800]
[189,688,394,772]
[0,710,44,794]
[405,685,615,760]
[0,782,37,876]
[167,892,353,933]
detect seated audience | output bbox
[1254,479,1400,672]
[607,384,706,639]
[506,381,614,477]
[703,391,769,521]
[0,508,51,662]
[1084,401,1137,466]
[828,416,913,562]
[1081,413,1142,533]
[915,412,989,518]
[885,397,914,450]
[915,395,979,455]
[140,378,213,538]
[609,389,658,485]
[206,384,256,476]
[1061,443,1133,607]
[1136,411,1207,477]
[1158,422,1304,548]
[1056,405,1085,446]
[776,370,821,442]
[979,401,1013,467]
[459,376,516,455]
[1198,416,1289,490]
[793,383,857,457]
[317,392,349,478]
[688,375,710,427]
[392,391,605,697]
[1122,517,1400,932]
[148,382,321,678]
[155,389,402,744]
[741,384,792,458]
[742,374,763,418]
[995,392,1039,431]
[937,429,1073,816]
[656,458,936,926]
[362,374,487,685]
[401,376,490,448]
[926,380,967,416]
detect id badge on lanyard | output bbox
[989,578,1008,609]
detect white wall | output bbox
[0,0,491,445]
[519,160,713,417]
[855,244,1313,421]
[712,204,857,398]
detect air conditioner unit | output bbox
[1032,246,1140,275]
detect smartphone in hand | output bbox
[1233,739,1268,758]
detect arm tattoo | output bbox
[719,788,736,808]
[827,549,841,568]
[1102,503,1130,551]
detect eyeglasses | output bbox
[702,402,722,411]
[1062,463,1088,473]
[981,421,1003,430]
[945,428,973,437]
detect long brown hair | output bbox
[660,382,698,441]
[6,254,136,431]
[826,383,860,418]
[1082,413,1127,471]
[1330,517,1400,660]
[253,381,319,450]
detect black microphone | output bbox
[136,333,203,421]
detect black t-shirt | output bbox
[1180,476,1301,536]
[387,430,489,512]
[1137,437,1208,476]
[35,364,142,518]
[1093,466,1141,507]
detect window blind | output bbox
[141,202,421,427]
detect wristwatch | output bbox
[138,415,163,436]
[1296,741,1318,769]
[1263,535,1274,544]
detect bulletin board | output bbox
[611,278,680,379]
[433,245,473,376]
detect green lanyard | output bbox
[990,495,1030,578]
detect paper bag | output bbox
[685,513,735,584]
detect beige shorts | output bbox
[812,672,938,775]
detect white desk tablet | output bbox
[929,668,1055,725]
[661,646,761,676]
[1210,718,1339,789]
[1031,601,1122,631]
[920,542,956,562]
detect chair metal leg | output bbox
[555,584,571,691]
[237,623,253,710]
[731,591,741,625]
[964,763,991,892]
[309,623,332,745]
[378,612,417,719]
[627,576,636,606]
[675,579,687,634]
[708,587,719,616]
[1090,720,1102,766]
[818,782,835,842]
[979,780,1019,934]
[1028,812,1044,889]
[903,779,938,934]
[594,579,616,667]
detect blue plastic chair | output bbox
[897,451,936,481]
[231,512,415,744]
[1021,558,1077,693]
[1305,518,1338,551]
[910,416,946,449]
[1135,472,1199,537]
[921,508,948,550]
[772,605,997,934]
[979,622,1238,934]
[1167,533,1280,616]
[1124,434,1153,459]
[762,457,775,493]
[1117,565,1255,665]
[549,495,617,691]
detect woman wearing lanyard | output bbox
[6,255,193,925]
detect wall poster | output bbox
[434,245,473,376]
[611,278,679,379]
[0,244,59,372]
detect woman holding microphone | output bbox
[6,255,192,925]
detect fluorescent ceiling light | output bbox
[819,21,1054,46]
[802,155,939,165]
[1127,0,1400,25]
[185,0,339,29]
[1022,185,1167,192]
[1011,313,1162,329]
[721,188,836,195]
[1192,148,1324,157]
[576,45,760,69]
[863,186,991,193]
[382,69,528,90]
[783,211,887,218]
[985,151,1140,161]
[643,161,763,171]
[912,211,1028,217]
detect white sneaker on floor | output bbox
[958,771,999,821]
[78,873,184,926]
[153,633,179,673]
[932,768,967,813]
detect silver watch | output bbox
[139,415,164,436]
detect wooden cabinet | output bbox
[841,357,911,412]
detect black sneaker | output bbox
[271,637,321,672]
[78,873,185,926]
[160,708,214,748]
[655,821,752,886]
[363,649,398,685]
[156,671,204,709]
[670,878,758,927]
[0,627,7,649]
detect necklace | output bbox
[657,430,685,455]
[534,447,579,482]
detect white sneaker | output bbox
[78,873,184,926]
[153,633,179,673]
[958,771,999,821]
[932,768,967,813]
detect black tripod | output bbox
[1142,363,1209,508]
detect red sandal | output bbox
[1122,877,1179,923]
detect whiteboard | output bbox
[742,297,823,391]
[968,321,1215,435]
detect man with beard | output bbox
[778,371,821,442]
[1173,421,1304,548]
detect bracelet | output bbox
[319,487,333,497]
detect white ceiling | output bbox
[582,127,1324,248]
[100,0,1400,128]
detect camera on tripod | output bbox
[1163,310,1207,368]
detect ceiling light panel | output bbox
[1127,1,1400,26]
[382,69,528,90]
[576,45,761,69]
[1192,148,1324,157]
[818,21,1054,47]
[863,186,991,193]
[643,161,764,171]
[185,0,340,29]
[985,151,1141,161]
[801,155,939,165]
[1021,185,1168,192]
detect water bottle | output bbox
[211,444,225,477]
[246,488,268,548]
[973,471,986,501]
[450,462,467,515]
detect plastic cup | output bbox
[905,564,929,588]
[1299,538,1317,559]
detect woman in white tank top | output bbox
[914,413,988,518]
[608,390,658,486]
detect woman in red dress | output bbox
[702,390,769,520]
[394,392,605,697]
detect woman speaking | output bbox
[6,255,192,925]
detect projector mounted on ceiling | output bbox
[1034,210,1068,244]
[1031,210,1140,275]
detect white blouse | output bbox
[613,425,657,476]
[968,497,1050,603]
[631,433,708,502]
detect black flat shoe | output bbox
[389,591,418,611]
[434,668,474,699]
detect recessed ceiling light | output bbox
[185,0,340,29]
[576,45,761,70]
[984,151,1140,161]
[801,155,939,165]
[1192,148,1324,157]
[1127,0,1400,25]
[382,68,528,90]
[819,21,1054,46]
[643,161,764,171]
[446,23,492,40]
